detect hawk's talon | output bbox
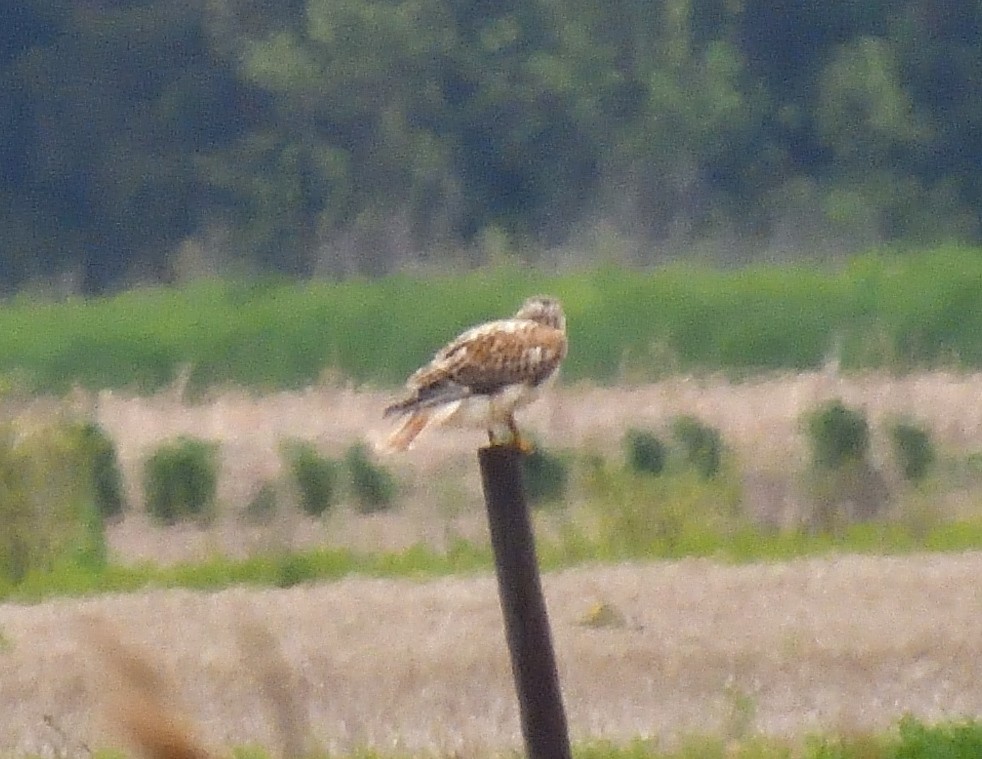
[513,436,535,454]
[485,429,533,453]
[504,416,534,453]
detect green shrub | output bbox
[671,415,723,479]
[624,429,667,476]
[806,400,869,470]
[282,440,340,517]
[144,437,219,524]
[0,422,107,585]
[890,421,935,482]
[345,443,397,514]
[521,446,569,506]
[804,401,888,530]
[69,421,126,519]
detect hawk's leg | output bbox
[485,418,533,453]
[507,415,534,454]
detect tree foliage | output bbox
[2,0,981,291]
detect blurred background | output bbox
[5,7,982,755]
[2,0,980,294]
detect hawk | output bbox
[380,295,567,452]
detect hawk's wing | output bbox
[384,318,567,417]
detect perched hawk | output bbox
[381,295,567,452]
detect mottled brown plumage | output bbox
[381,296,567,451]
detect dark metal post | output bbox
[478,445,572,759]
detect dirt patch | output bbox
[2,553,982,756]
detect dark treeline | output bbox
[1,0,980,292]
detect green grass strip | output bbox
[4,245,982,394]
[49,716,981,759]
[5,518,982,605]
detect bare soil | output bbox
[2,553,982,757]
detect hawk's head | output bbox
[515,295,565,333]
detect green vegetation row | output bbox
[55,717,982,759]
[3,247,982,394]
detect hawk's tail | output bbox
[378,398,466,453]
[378,410,431,453]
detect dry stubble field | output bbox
[2,555,981,757]
[4,372,982,756]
